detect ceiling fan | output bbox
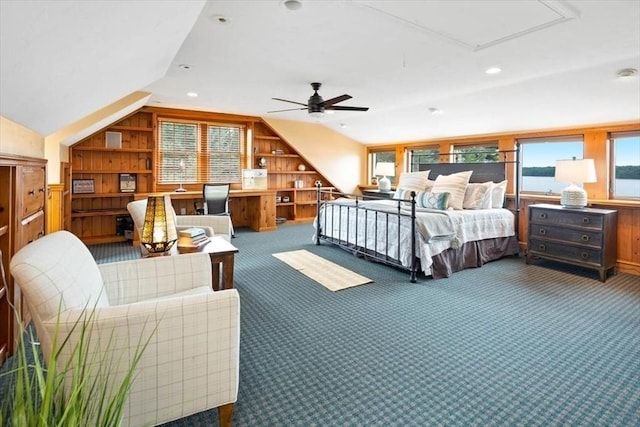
[269,82,369,117]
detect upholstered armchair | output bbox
[10,231,240,427]
[127,198,233,243]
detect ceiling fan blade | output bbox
[322,94,352,107]
[267,107,308,113]
[272,97,308,107]
[326,105,369,112]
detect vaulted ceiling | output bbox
[1,0,639,145]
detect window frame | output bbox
[517,135,584,195]
[609,130,640,200]
[157,118,245,188]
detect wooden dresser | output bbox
[526,203,617,282]
[0,154,47,366]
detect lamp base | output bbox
[560,184,587,208]
[378,176,391,192]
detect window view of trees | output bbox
[409,148,438,172]
[519,138,583,193]
[453,144,498,163]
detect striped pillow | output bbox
[431,170,472,210]
[395,170,431,192]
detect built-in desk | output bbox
[134,190,277,232]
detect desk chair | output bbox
[203,183,235,237]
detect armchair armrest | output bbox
[176,215,232,242]
[98,252,212,305]
[41,289,240,427]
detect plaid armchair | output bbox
[10,230,240,426]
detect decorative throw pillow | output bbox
[463,182,494,209]
[395,170,431,192]
[431,170,473,210]
[415,191,449,210]
[491,180,507,208]
[395,189,449,210]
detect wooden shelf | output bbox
[269,170,318,175]
[276,202,295,206]
[0,225,7,238]
[72,193,135,199]
[255,152,298,158]
[296,201,318,206]
[73,169,152,174]
[108,125,153,132]
[72,209,129,217]
[72,147,153,153]
[254,136,281,140]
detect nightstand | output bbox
[362,189,395,199]
[526,203,617,282]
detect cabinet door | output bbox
[19,166,46,218]
[18,210,45,248]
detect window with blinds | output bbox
[158,119,244,184]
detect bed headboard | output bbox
[421,162,507,183]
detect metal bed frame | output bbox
[315,147,520,283]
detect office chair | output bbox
[203,183,235,237]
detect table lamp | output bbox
[375,162,395,192]
[555,158,596,208]
[141,195,178,255]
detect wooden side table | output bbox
[526,203,617,282]
[174,237,239,290]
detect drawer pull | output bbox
[39,187,45,193]
[582,217,590,224]
[581,252,589,259]
[581,235,589,242]
[28,190,35,196]
[538,244,546,251]
[539,212,547,219]
[539,228,546,235]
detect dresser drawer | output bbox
[18,210,45,248]
[529,206,603,230]
[528,224,603,247]
[529,238,601,267]
[20,166,46,218]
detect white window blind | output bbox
[158,119,243,184]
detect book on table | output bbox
[177,227,210,251]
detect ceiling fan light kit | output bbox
[270,82,369,117]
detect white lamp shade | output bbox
[555,158,597,184]
[555,158,597,208]
[375,162,395,177]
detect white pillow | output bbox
[431,171,473,210]
[395,170,431,192]
[491,180,507,208]
[463,182,494,209]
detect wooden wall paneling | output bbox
[47,184,64,233]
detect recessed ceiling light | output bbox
[210,15,231,24]
[485,67,502,75]
[178,64,191,70]
[281,0,303,11]
[339,123,347,128]
[617,68,638,79]
[428,107,443,115]
[187,92,198,98]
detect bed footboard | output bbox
[315,185,418,282]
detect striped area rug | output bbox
[273,249,373,291]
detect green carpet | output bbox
[7,224,640,426]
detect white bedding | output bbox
[315,198,515,275]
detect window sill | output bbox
[519,193,639,208]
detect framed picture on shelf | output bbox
[119,173,137,193]
[72,179,95,194]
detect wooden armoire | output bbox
[0,154,47,366]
